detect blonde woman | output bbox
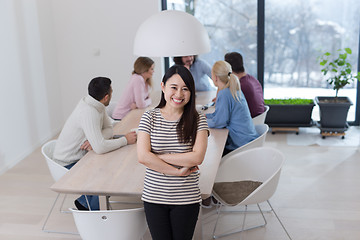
[112,57,154,120]
[206,60,258,156]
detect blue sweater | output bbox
[206,88,259,151]
[190,58,216,91]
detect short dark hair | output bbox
[157,65,198,145]
[172,55,198,66]
[224,52,245,73]
[173,56,184,65]
[88,77,112,101]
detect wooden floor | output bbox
[1,128,360,240]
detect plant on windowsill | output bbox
[264,98,315,129]
[316,47,360,133]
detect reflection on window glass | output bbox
[265,0,360,121]
[167,0,258,77]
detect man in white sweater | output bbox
[54,77,137,210]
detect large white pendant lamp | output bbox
[133,10,211,57]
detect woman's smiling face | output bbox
[161,73,191,110]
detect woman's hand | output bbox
[178,166,199,176]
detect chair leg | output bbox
[212,204,222,239]
[218,203,272,214]
[239,205,247,240]
[85,195,92,211]
[59,194,70,213]
[212,202,292,239]
[267,200,292,240]
[42,193,78,235]
[212,204,267,239]
[257,203,267,227]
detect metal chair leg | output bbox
[59,194,71,213]
[267,200,292,240]
[212,203,270,239]
[85,195,92,211]
[212,204,222,239]
[42,193,78,235]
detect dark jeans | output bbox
[144,202,200,240]
[65,162,99,210]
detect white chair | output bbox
[70,207,147,240]
[252,105,270,125]
[211,147,292,239]
[221,124,269,163]
[41,140,76,234]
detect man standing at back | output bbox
[54,76,137,210]
[173,55,216,91]
[225,52,265,118]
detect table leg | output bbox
[99,196,108,210]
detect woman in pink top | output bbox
[112,57,154,120]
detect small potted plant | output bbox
[316,47,360,130]
[264,98,315,127]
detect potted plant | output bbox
[264,98,315,128]
[316,47,360,131]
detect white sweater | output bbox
[53,95,127,166]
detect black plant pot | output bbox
[265,103,315,127]
[315,96,352,129]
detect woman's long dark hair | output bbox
[157,65,198,146]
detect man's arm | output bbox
[102,112,115,139]
[202,59,212,79]
[80,109,128,154]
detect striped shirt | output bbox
[138,108,208,205]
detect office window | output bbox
[166,0,258,77]
[264,0,360,121]
[165,0,360,123]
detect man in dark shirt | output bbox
[225,52,265,118]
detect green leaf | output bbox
[339,53,347,60]
[345,48,352,54]
[329,62,336,67]
[337,60,345,66]
[318,48,356,93]
[356,72,360,80]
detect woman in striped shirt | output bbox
[137,65,209,240]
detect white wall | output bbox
[0,0,62,174]
[50,0,163,117]
[0,0,162,174]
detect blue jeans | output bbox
[65,162,100,210]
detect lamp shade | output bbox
[133,10,211,57]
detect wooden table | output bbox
[51,91,228,239]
